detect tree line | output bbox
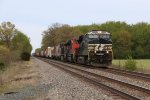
[38,21,150,59]
[0,21,32,67]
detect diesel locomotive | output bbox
[76,30,112,66]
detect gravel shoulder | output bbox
[0,58,114,100]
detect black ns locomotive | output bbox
[77,30,112,67]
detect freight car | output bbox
[40,50,44,57]
[50,44,64,60]
[45,47,54,58]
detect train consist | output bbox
[35,30,113,67]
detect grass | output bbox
[113,59,150,69]
[0,59,38,94]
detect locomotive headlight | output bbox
[106,51,109,53]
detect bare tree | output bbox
[0,22,16,48]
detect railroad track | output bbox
[100,67,150,81]
[55,59,150,82]
[37,57,150,100]
[54,58,150,82]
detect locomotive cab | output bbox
[77,30,112,67]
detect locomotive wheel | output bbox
[73,55,77,63]
[66,54,69,62]
[60,56,64,61]
[71,54,73,62]
[84,56,88,65]
[71,54,76,63]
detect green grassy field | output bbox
[112,59,150,69]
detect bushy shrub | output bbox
[10,50,22,61]
[0,62,5,71]
[125,56,137,71]
[0,45,11,64]
[21,52,31,61]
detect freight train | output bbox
[35,30,113,67]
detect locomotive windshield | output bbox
[87,34,112,44]
[99,34,110,39]
[88,34,110,39]
[88,34,99,38]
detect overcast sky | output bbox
[0,0,150,52]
